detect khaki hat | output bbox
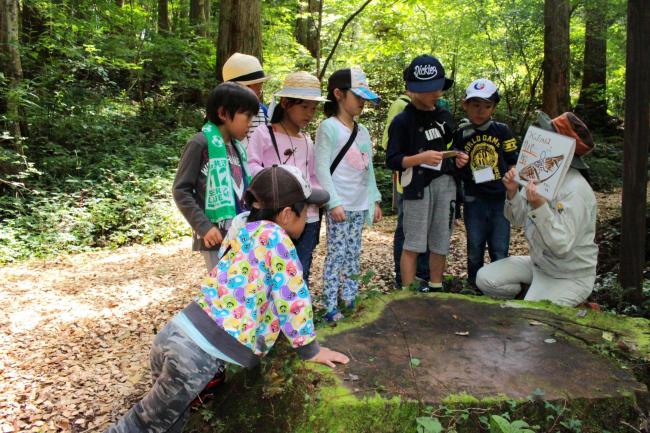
[275,71,328,102]
[245,165,330,209]
[222,53,271,85]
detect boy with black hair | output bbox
[386,55,469,291]
[453,78,518,286]
[173,82,259,271]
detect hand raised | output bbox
[525,180,546,209]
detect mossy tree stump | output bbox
[188,292,649,433]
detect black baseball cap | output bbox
[404,55,454,93]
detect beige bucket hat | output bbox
[268,71,328,119]
[274,71,328,102]
[222,52,271,85]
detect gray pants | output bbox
[402,175,457,255]
[201,250,220,273]
[105,320,224,433]
[476,256,595,307]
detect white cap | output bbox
[464,78,500,102]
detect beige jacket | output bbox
[505,168,598,278]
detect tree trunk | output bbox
[0,0,24,154]
[204,0,211,36]
[542,0,570,117]
[575,0,608,127]
[190,0,207,35]
[215,0,262,82]
[116,0,124,6]
[158,0,169,33]
[620,0,649,303]
[295,0,320,57]
[21,2,46,44]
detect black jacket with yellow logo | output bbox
[453,120,518,199]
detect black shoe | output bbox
[418,281,443,293]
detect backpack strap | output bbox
[267,125,282,164]
[330,122,359,174]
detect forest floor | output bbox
[0,187,638,432]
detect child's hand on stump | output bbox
[307,347,350,368]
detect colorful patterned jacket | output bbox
[177,219,320,368]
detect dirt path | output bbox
[0,189,624,432]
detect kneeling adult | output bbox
[476,112,597,307]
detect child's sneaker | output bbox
[323,309,345,322]
[343,300,356,310]
[418,281,443,293]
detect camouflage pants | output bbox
[104,320,225,433]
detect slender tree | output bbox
[158,0,170,33]
[620,0,649,302]
[295,0,320,57]
[0,0,24,154]
[204,0,211,34]
[215,0,262,82]
[318,0,373,80]
[575,0,608,127]
[542,0,570,117]
[190,0,207,36]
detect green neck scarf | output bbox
[202,121,250,224]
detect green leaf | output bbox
[416,417,443,433]
[410,357,421,367]
[489,414,535,433]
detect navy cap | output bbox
[404,55,454,93]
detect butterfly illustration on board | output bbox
[518,152,565,183]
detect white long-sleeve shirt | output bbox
[314,117,381,225]
[505,168,598,278]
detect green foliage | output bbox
[0,93,198,263]
[416,416,443,433]
[489,415,536,433]
[0,0,632,264]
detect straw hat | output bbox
[222,53,271,85]
[275,71,328,102]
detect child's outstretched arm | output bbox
[307,347,350,368]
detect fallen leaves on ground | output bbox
[0,186,636,432]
